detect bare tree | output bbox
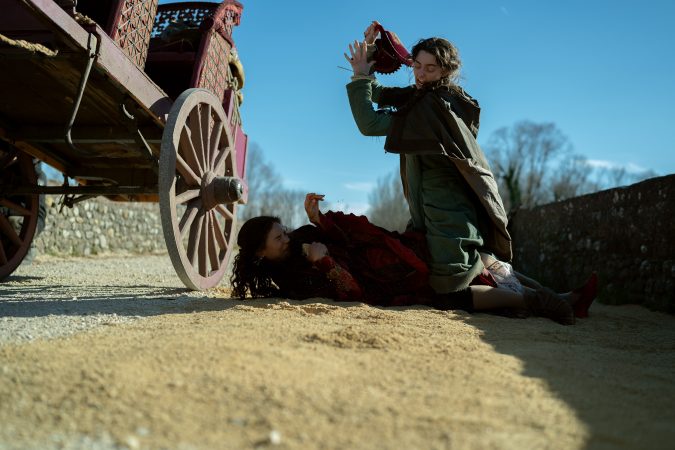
[484,120,664,214]
[627,168,659,184]
[485,121,575,213]
[593,166,658,190]
[550,155,595,201]
[237,143,306,228]
[366,170,410,232]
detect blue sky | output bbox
[185,1,675,213]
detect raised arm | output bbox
[303,193,349,243]
[344,38,392,137]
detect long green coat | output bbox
[346,77,511,293]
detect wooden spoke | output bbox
[180,126,203,176]
[206,212,220,272]
[209,122,224,170]
[187,211,204,267]
[211,211,228,251]
[189,107,208,173]
[215,204,234,221]
[0,199,32,216]
[0,215,22,247]
[213,146,231,177]
[176,153,201,187]
[200,103,212,171]
[179,201,201,240]
[198,212,208,276]
[175,188,200,205]
[188,108,204,172]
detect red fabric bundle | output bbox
[373,23,412,74]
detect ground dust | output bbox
[1,257,674,449]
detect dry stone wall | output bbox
[509,174,675,313]
[33,196,166,256]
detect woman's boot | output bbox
[572,272,598,318]
[523,287,575,325]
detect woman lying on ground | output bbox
[231,194,597,325]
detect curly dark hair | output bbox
[230,216,281,299]
[411,37,462,87]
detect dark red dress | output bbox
[265,211,437,307]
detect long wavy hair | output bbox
[230,216,281,299]
[411,37,462,88]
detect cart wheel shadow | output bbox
[0,284,244,318]
[1,275,43,283]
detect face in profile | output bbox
[413,50,447,88]
[257,222,291,262]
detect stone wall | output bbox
[509,174,675,313]
[33,196,167,256]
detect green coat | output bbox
[346,78,512,293]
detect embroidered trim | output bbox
[315,256,363,300]
[350,74,376,82]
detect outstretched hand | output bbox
[344,40,374,76]
[304,193,325,225]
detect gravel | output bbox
[0,253,221,346]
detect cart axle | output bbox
[201,173,243,210]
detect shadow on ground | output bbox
[0,284,229,318]
[460,306,675,450]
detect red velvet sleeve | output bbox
[313,255,363,301]
[316,212,349,243]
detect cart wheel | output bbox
[0,151,39,280]
[159,89,243,290]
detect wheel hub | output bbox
[201,171,243,210]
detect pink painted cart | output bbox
[0,0,249,289]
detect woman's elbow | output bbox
[356,120,384,137]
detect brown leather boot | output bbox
[523,287,575,325]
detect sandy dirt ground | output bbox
[1,254,674,450]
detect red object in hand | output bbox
[373,23,412,74]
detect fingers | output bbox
[364,21,380,44]
[353,40,361,59]
[304,193,324,219]
[364,24,374,41]
[346,40,368,61]
[344,41,361,66]
[360,40,369,58]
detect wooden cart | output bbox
[0,0,249,290]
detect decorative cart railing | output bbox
[0,0,249,290]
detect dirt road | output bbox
[1,255,674,449]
